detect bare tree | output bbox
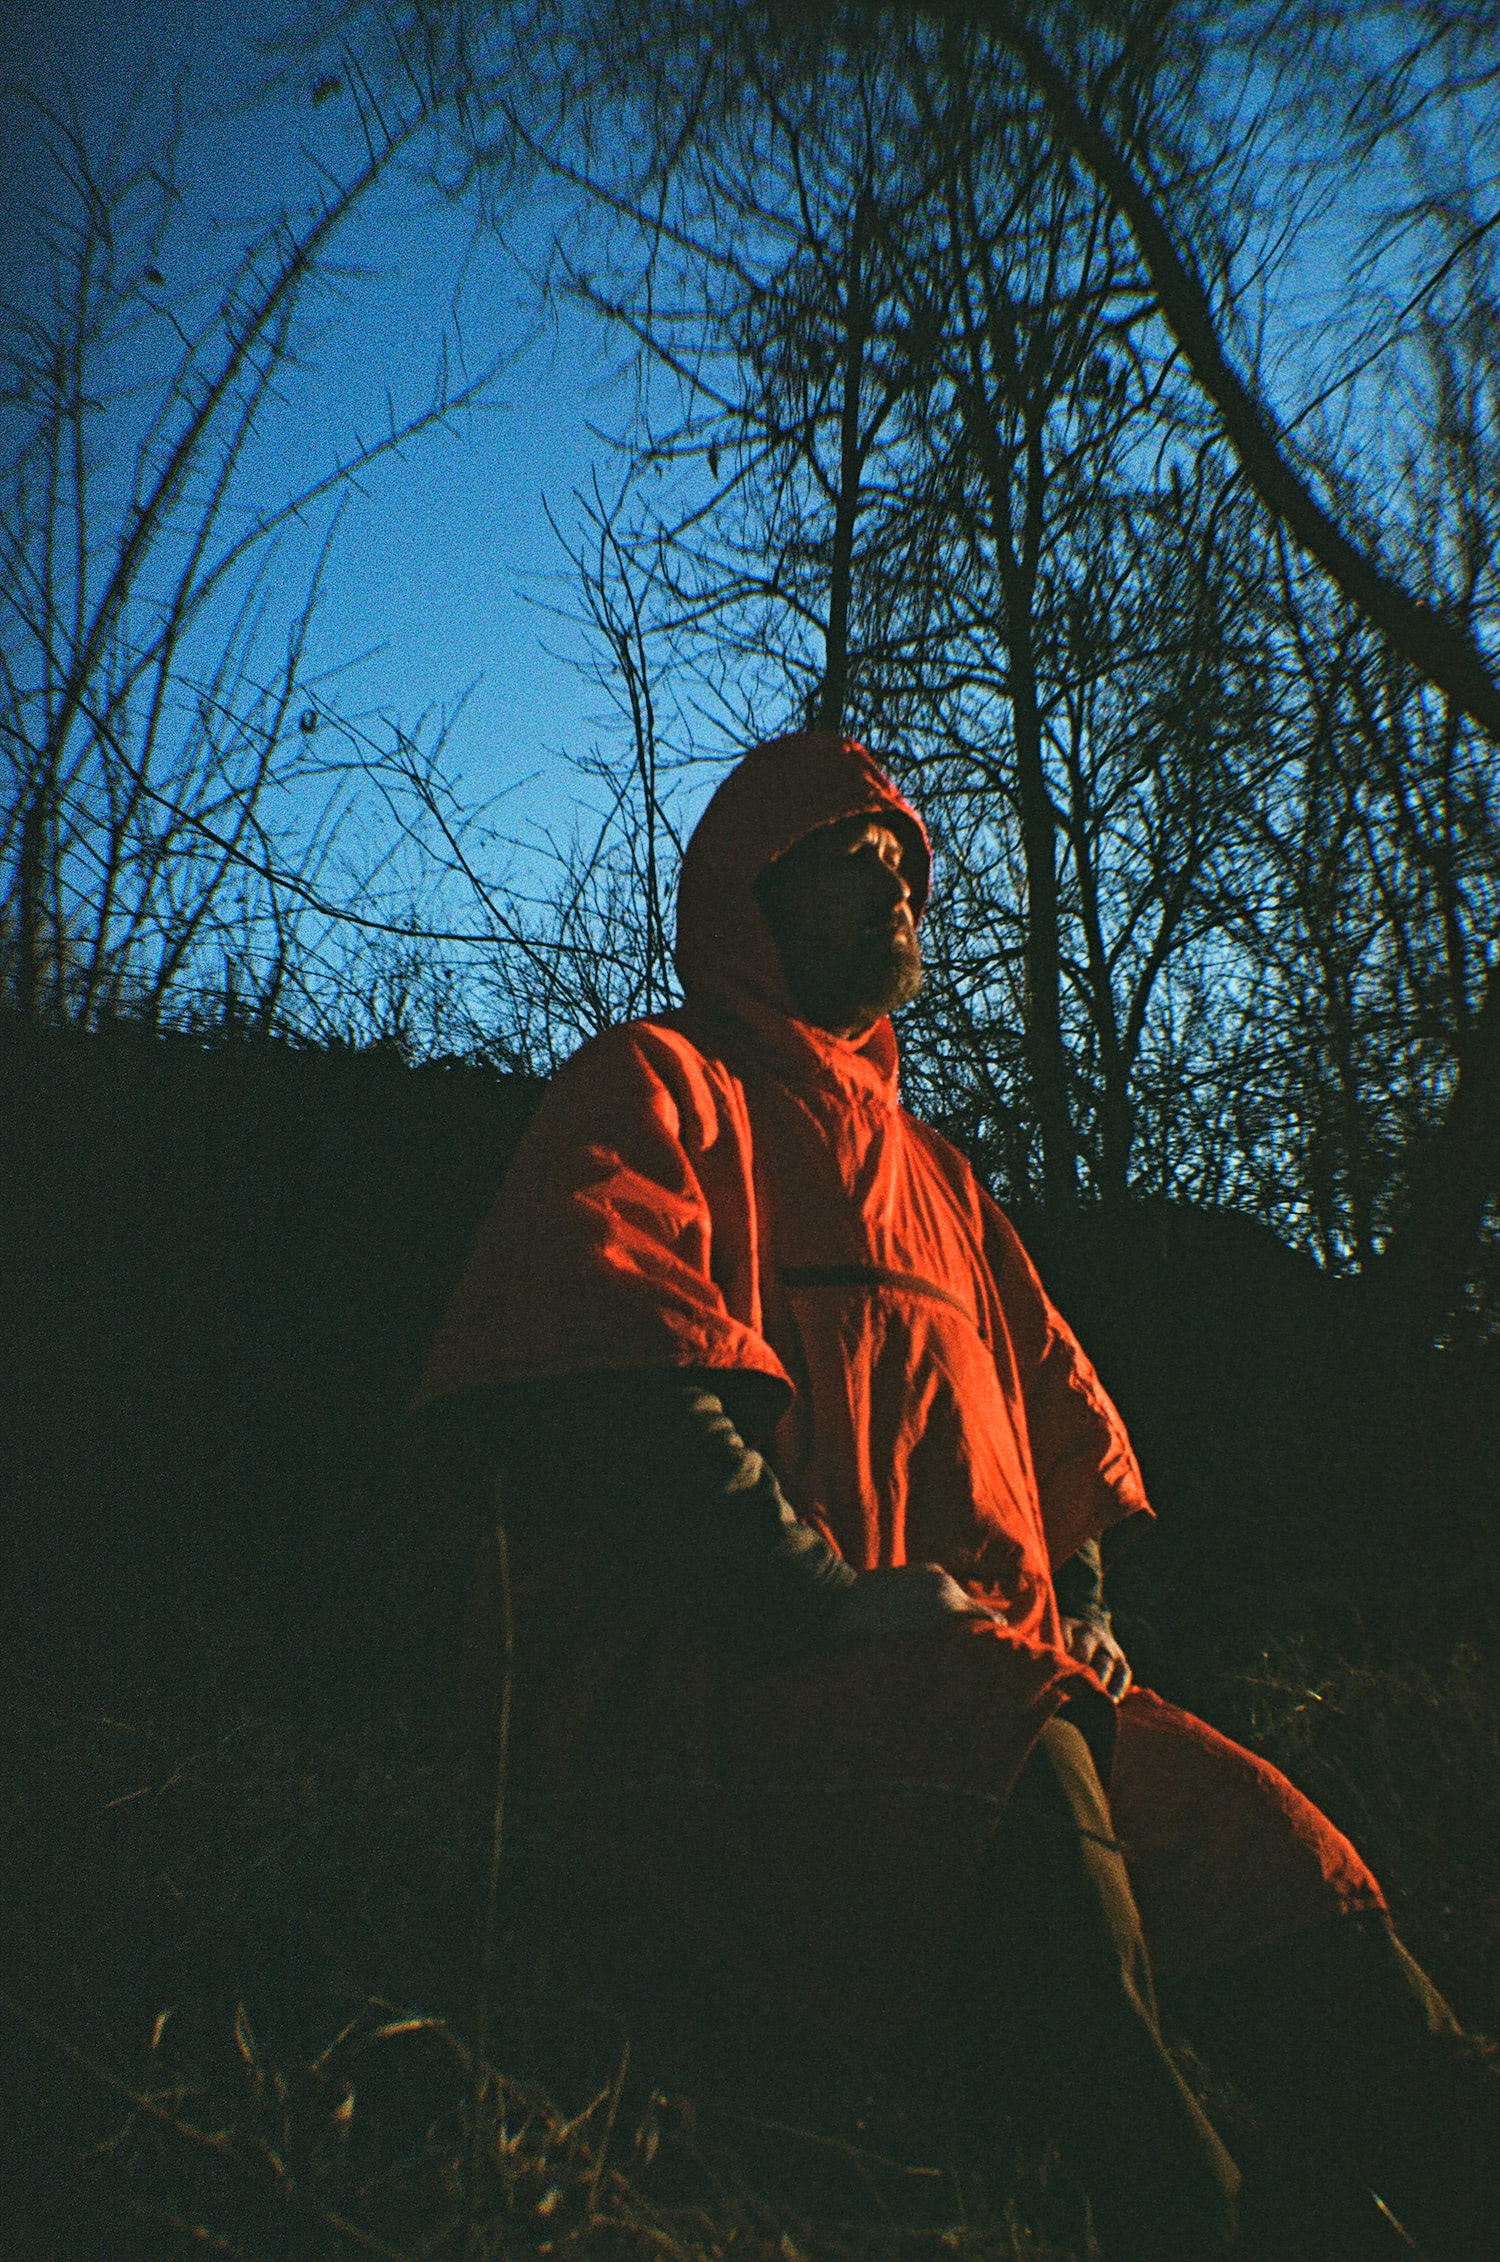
[351,472,691,1072]
[888,0,1500,1318]
[0,77,501,1035]
[881,0,1500,740]
[546,481,679,1016]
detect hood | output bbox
[673,734,930,1054]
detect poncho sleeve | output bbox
[415,1020,793,1407]
[414,1024,851,1662]
[977,1189,1153,1570]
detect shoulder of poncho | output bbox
[553,1013,732,1087]
[899,1109,987,1204]
[533,1018,747,1161]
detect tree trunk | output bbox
[15,787,44,1022]
[1373,963,1500,1340]
[814,199,871,734]
[1009,614,1077,1206]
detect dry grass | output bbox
[2,1986,1093,2262]
[2,1601,1496,2261]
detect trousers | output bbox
[961,1714,1241,2259]
[963,1716,1497,2262]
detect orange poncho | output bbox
[420,734,1382,2044]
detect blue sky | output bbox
[0,0,667,879]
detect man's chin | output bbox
[855,939,924,1020]
[884,961,925,1016]
[783,937,923,1031]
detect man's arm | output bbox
[419,1368,997,1664]
[421,1369,854,1662]
[1054,1537,1132,1701]
[1054,1536,1110,1625]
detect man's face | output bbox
[755,815,924,1037]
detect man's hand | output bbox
[1062,1615,1132,1702]
[829,1563,1004,1641]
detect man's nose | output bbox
[877,857,911,909]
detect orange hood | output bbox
[673,733,931,1036]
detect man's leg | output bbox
[957,1714,1242,2261]
[1163,1912,1500,2262]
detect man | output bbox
[418,734,1492,2260]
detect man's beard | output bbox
[784,920,924,1032]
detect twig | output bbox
[555,2085,613,2145]
[310,2205,423,2260]
[0,1989,234,2155]
[1371,2193,1428,2255]
[127,2199,264,2257]
[719,2111,947,2181]
[466,1508,515,2257]
[588,2037,632,2217]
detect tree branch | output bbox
[907,0,1500,745]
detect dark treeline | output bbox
[0,1014,541,1697]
